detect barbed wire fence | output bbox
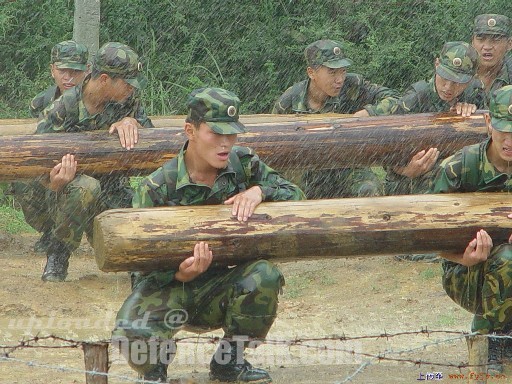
[1,330,510,383]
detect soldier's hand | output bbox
[109,117,140,150]
[393,148,439,178]
[460,229,493,267]
[452,102,477,117]
[174,241,213,282]
[224,186,263,222]
[49,154,77,192]
[353,109,370,117]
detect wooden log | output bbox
[83,342,109,384]
[93,192,511,272]
[0,112,487,181]
[0,113,349,135]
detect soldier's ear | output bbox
[50,64,56,79]
[484,113,492,136]
[184,122,196,140]
[434,57,440,68]
[306,66,315,79]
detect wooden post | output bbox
[73,0,100,59]
[466,335,488,384]
[83,342,109,384]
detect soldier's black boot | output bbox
[142,361,168,382]
[488,335,506,373]
[33,230,52,253]
[209,340,271,383]
[41,240,71,282]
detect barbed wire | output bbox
[1,329,510,383]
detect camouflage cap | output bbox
[304,39,352,69]
[51,40,88,71]
[473,14,511,37]
[93,42,147,89]
[186,87,246,134]
[489,85,512,132]
[436,41,478,84]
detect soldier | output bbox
[30,40,89,119]
[462,14,512,109]
[430,85,512,372]
[112,87,305,383]
[361,41,480,196]
[31,42,153,282]
[12,41,90,254]
[272,39,398,198]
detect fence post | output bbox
[466,334,488,384]
[83,342,109,384]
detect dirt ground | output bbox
[0,232,509,384]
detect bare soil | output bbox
[0,232,508,383]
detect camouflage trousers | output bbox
[301,168,383,199]
[442,243,512,333]
[112,259,284,376]
[12,175,103,251]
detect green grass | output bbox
[0,204,35,234]
[419,266,442,280]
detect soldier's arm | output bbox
[36,97,68,134]
[242,148,305,201]
[132,168,169,208]
[365,85,423,116]
[428,152,463,193]
[271,87,293,114]
[29,91,47,119]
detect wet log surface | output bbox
[0,112,487,180]
[93,192,511,272]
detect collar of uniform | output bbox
[481,138,510,183]
[175,141,237,190]
[492,57,512,86]
[292,79,341,113]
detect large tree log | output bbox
[93,193,511,272]
[0,113,348,135]
[0,112,487,181]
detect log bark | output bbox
[93,193,511,272]
[0,112,487,181]
[0,114,348,135]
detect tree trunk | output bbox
[73,0,100,58]
[93,193,511,272]
[0,113,487,181]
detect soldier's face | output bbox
[434,74,468,102]
[108,78,135,103]
[308,66,347,97]
[472,34,512,70]
[186,122,237,169]
[50,64,87,93]
[485,114,512,165]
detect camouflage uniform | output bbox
[272,40,398,198]
[14,41,90,254]
[365,42,481,195]
[29,40,89,118]
[461,14,512,109]
[430,85,512,334]
[112,88,305,381]
[30,42,152,282]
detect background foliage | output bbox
[1,0,511,118]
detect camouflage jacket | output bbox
[430,138,512,193]
[271,74,399,114]
[366,76,482,116]
[30,85,61,118]
[461,55,512,109]
[36,74,154,133]
[134,143,305,208]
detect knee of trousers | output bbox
[224,260,284,338]
[63,175,101,207]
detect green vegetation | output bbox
[1,0,511,118]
